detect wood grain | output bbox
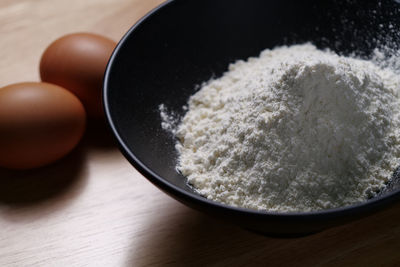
[1,0,400,266]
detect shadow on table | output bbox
[82,119,116,151]
[0,119,118,221]
[0,118,116,204]
[129,202,400,266]
[0,145,87,208]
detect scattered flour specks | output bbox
[159,104,180,135]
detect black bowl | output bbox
[104,0,400,236]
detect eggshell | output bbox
[40,33,116,119]
[0,82,86,170]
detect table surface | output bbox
[1,0,400,266]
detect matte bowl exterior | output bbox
[104,0,400,235]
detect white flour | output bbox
[163,44,400,212]
[159,103,180,134]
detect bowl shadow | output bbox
[128,201,400,266]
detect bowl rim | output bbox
[103,0,400,220]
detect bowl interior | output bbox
[105,0,400,208]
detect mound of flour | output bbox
[173,44,400,212]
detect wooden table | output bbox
[1,0,400,266]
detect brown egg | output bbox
[0,82,86,170]
[40,33,116,119]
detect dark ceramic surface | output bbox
[104,0,400,235]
